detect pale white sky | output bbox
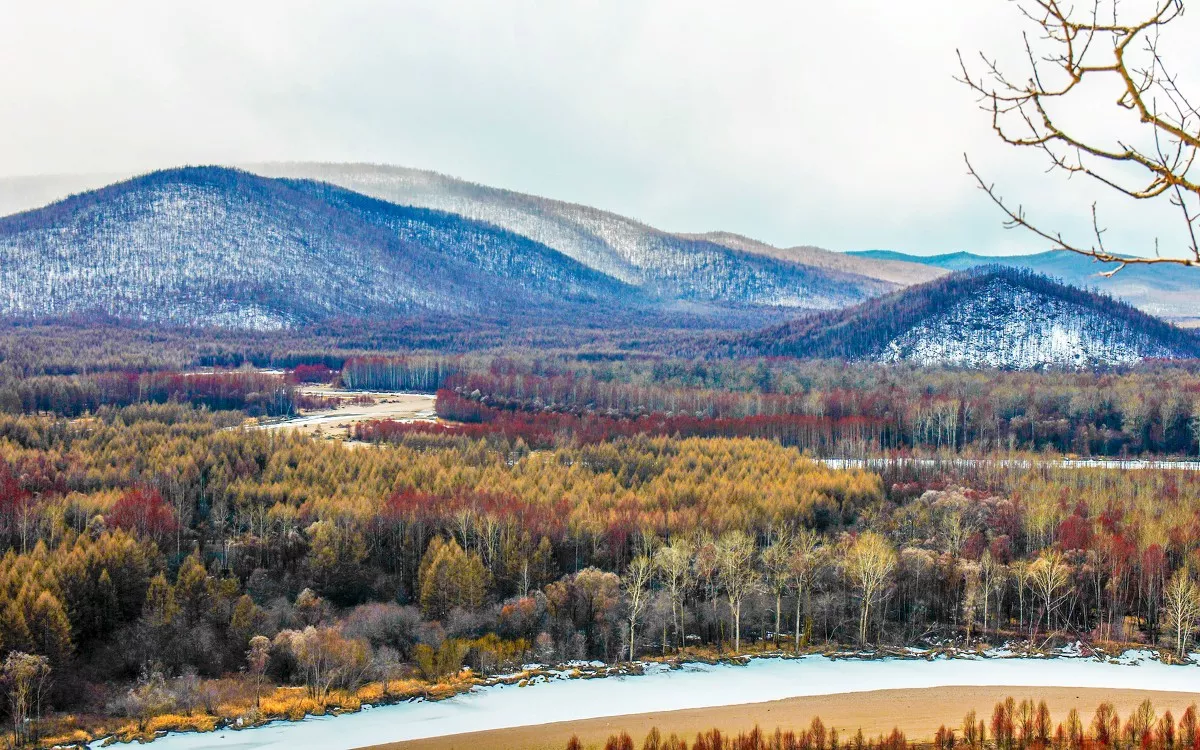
[1,0,1195,256]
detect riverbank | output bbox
[86,649,1200,750]
[369,686,1200,750]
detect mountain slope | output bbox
[0,167,641,329]
[689,232,945,286]
[851,249,1200,324]
[735,267,1200,368]
[244,162,896,309]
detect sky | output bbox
[1,0,1196,256]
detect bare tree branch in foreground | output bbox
[958,0,1200,274]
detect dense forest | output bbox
[345,356,1200,456]
[0,340,1200,746]
[2,398,1200,744]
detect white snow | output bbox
[245,163,882,309]
[94,652,1200,750]
[877,279,1181,368]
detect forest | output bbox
[0,344,1199,746]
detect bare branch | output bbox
[959,0,1200,270]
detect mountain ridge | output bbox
[732,266,1200,368]
[0,166,896,331]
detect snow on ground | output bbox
[94,652,1200,750]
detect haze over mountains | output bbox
[853,250,1200,325]
[1,163,1197,368]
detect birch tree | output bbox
[654,540,693,651]
[716,531,762,653]
[845,532,897,646]
[622,554,654,662]
[1163,568,1200,658]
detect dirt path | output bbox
[362,686,1200,750]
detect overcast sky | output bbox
[1,0,1195,256]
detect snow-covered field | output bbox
[93,651,1200,750]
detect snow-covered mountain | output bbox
[735,268,1200,368]
[0,167,642,329]
[243,162,902,309]
[0,166,904,330]
[851,249,1200,325]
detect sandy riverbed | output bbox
[259,388,436,438]
[369,686,1200,750]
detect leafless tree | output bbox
[958,0,1199,274]
[788,529,825,652]
[845,532,897,646]
[3,652,50,747]
[715,531,763,653]
[1028,550,1071,636]
[622,554,654,662]
[1163,568,1200,658]
[654,540,694,651]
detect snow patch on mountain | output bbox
[877,279,1180,368]
[246,163,891,309]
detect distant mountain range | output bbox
[851,250,1200,325]
[0,166,901,330]
[246,163,910,308]
[1,164,1197,368]
[733,267,1200,368]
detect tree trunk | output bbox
[775,592,782,646]
[794,592,803,653]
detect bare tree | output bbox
[845,532,898,646]
[958,0,1200,273]
[3,652,50,747]
[1028,550,1071,636]
[761,533,794,646]
[979,549,1007,638]
[622,554,654,662]
[654,539,694,651]
[247,635,272,708]
[962,560,983,646]
[715,531,762,653]
[788,529,825,652]
[1163,568,1200,658]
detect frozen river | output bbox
[96,651,1200,750]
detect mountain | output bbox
[851,249,1200,325]
[0,167,644,329]
[734,267,1200,368]
[0,166,897,331]
[243,162,901,309]
[685,232,946,286]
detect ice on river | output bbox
[92,651,1200,750]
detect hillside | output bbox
[0,167,642,329]
[243,162,897,309]
[0,166,904,332]
[851,249,1200,324]
[690,232,945,286]
[735,267,1200,368]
